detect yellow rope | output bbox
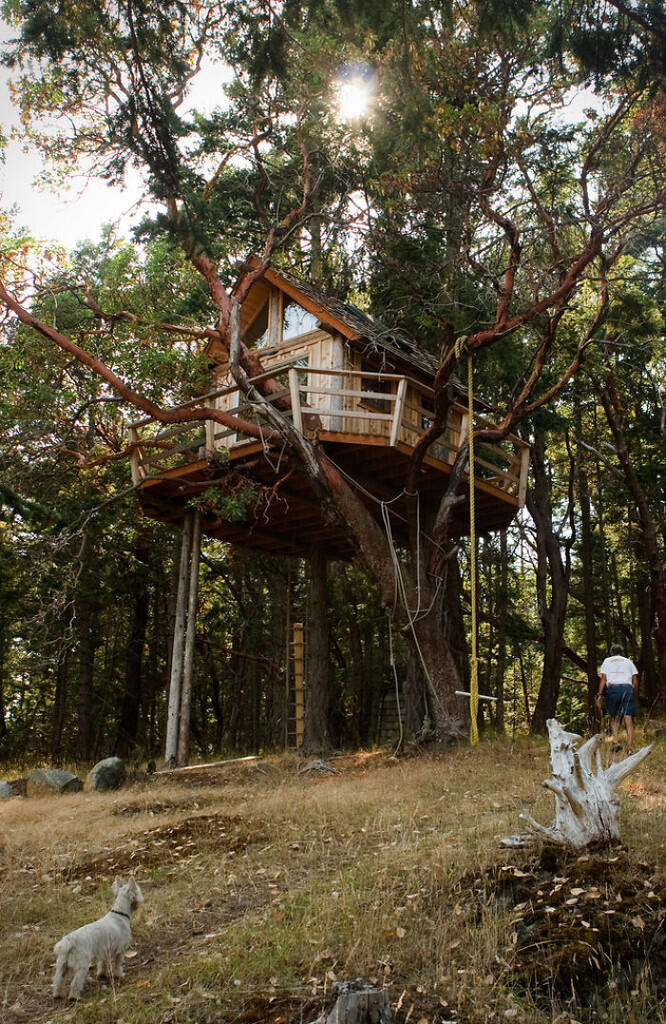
[455,336,479,746]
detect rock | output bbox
[26,769,82,796]
[298,759,339,776]
[0,781,13,799]
[85,757,126,792]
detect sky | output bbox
[0,25,229,251]
[0,48,148,250]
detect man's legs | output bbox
[610,715,621,745]
[624,714,634,752]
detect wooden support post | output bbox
[329,334,344,432]
[390,377,408,447]
[165,512,193,767]
[177,510,202,767]
[292,621,305,749]
[289,367,304,434]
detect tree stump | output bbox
[325,984,392,1024]
[515,718,652,850]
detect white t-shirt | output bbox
[600,655,638,687]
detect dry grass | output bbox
[1,730,665,1024]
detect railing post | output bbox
[390,377,408,447]
[288,367,304,433]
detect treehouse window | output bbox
[243,299,269,348]
[360,363,391,414]
[421,394,435,430]
[282,300,319,341]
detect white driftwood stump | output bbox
[516,718,652,850]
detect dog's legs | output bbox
[52,955,69,998]
[67,954,91,1000]
[112,952,125,979]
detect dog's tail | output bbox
[54,935,74,959]
[52,936,73,997]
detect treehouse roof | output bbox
[245,261,439,379]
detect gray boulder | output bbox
[0,780,13,799]
[85,756,126,792]
[26,768,82,796]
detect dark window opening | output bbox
[243,301,269,348]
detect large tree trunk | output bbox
[494,531,509,732]
[319,453,468,742]
[0,630,7,746]
[74,529,99,762]
[177,510,202,765]
[115,529,151,757]
[51,640,69,763]
[637,581,658,707]
[301,545,331,753]
[528,432,574,734]
[595,370,666,706]
[575,402,599,728]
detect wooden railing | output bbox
[129,365,529,504]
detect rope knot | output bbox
[454,335,470,360]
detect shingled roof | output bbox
[271,264,439,379]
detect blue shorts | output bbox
[605,685,636,718]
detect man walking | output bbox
[595,643,639,754]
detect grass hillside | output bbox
[1,731,665,1024]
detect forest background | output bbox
[0,0,665,767]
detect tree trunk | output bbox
[595,370,666,707]
[301,545,331,753]
[528,431,574,734]
[575,402,599,728]
[51,641,69,763]
[0,631,7,745]
[493,531,509,732]
[403,647,427,739]
[177,510,202,766]
[116,529,151,757]
[76,597,98,762]
[318,452,469,743]
[637,582,658,707]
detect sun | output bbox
[335,70,375,123]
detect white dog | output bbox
[52,876,144,1000]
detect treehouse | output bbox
[129,264,529,558]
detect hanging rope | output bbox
[456,337,479,746]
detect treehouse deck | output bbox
[130,364,529,560]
